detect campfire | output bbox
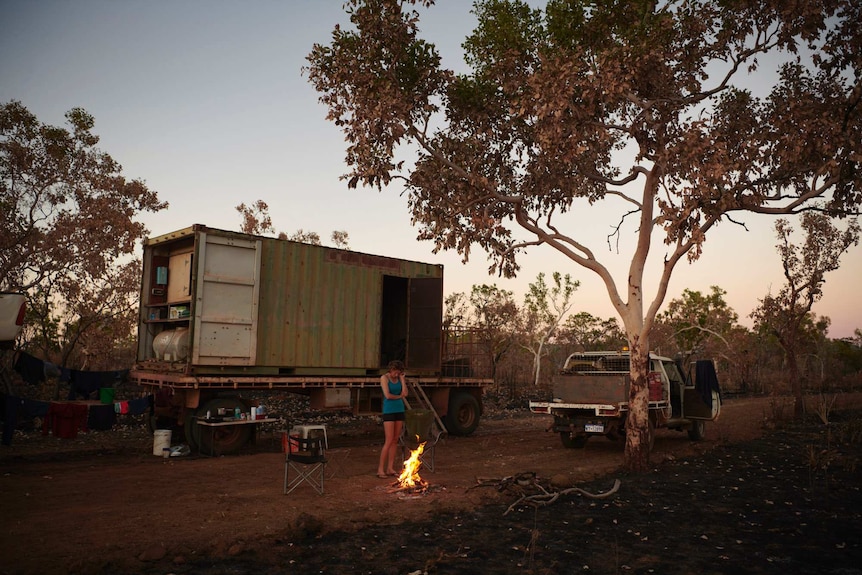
[392,438,428,493]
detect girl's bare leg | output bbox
[378,421,397,476]
[386,420,403,475]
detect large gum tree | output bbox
[1,101,167,369]
[306,0,861,471]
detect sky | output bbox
[1,1,860,339]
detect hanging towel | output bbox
[43,402,88,439]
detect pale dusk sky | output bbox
[1,1,859,338]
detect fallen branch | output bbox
[470,473,621,515]
[471,472,539,492]
[504,478,621,515]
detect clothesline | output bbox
[11,351,129,400]
[1,394,153,446]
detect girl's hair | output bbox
[387,360,405,372]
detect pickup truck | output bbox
[0,292,26,348]
[529,350,721,450]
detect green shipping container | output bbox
[137,225,444,377]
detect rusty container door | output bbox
[191,231,261,366]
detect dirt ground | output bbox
[1,393,861,575]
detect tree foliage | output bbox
[236,200,275,236]
[518,271,578,385]
[235,198,350,248]
[751,212,859,416]
[556,311,626,352]
[307,0,861,471]
[833,329,862,378]
[656,286,738,359]
[1,101,166,370]
[445,284,518,380]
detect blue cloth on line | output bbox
[13,352,45,385]
[127,396,152,416]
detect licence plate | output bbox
[584,424,604,433]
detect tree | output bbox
[443,291,470,331]
[235,199,350,248]
[751,212,859,417]
[833,329,862,380]
[557,312,626,352]
[656,286,738,362]
[469,284,519,380]
[446,284,519,380]
[236,200,275,235]
[444,285,521,395]
[518,272,578,386]
[1,101,166,371]
[330,230,351,249]
[307,1,861,471]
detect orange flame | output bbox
[397,437,427,489]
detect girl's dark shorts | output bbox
[382,412,406,422]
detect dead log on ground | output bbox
[470,473,621,515]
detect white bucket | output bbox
[153,429,172,456]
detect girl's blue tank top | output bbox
[382,379,404,414]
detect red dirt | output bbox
[1,393,860,574]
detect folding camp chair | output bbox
[284,436,327,495]
[399,409,442,472]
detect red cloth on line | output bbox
[43,402,89,439]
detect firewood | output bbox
[468,473,621,514]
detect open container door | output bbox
[191,231,261,366]
[406,277,443,371]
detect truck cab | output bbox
[529,350,721,450]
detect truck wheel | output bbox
[560,432,588,449]
[688,420,706,441]
[199,397,252,455]
[444,392,480,436]
[183,409,202,451]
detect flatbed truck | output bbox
[130,225,492,454]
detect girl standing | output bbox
[378,360,407,477]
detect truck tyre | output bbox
[199,397,252,455]
[688,420,706,441]
[183,408,202,451]
[560,432,588,449]
[444,392,480,436]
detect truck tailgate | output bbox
[552,374,628,404]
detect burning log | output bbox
[470,473,621,515]
[387,440,429,494]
